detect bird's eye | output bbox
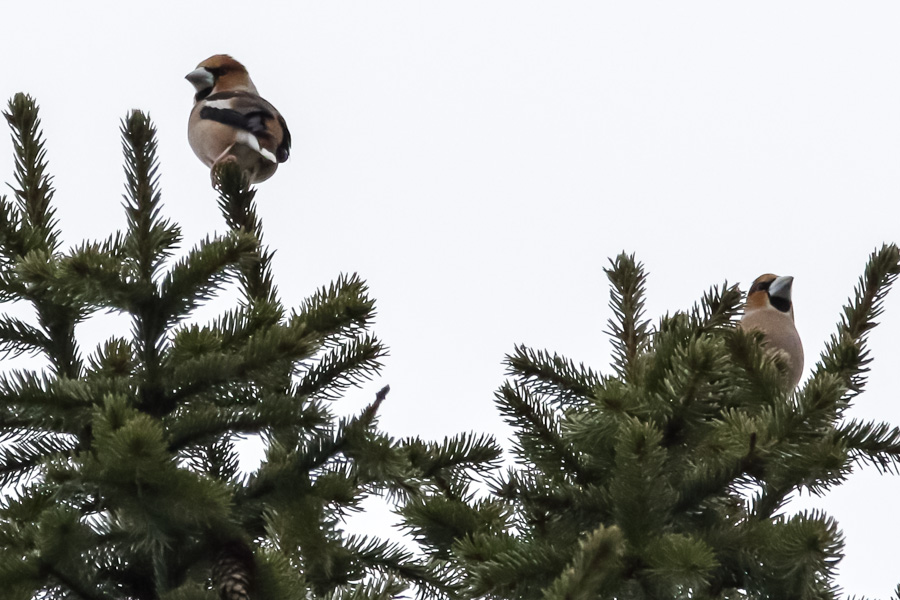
[749,280,772,294]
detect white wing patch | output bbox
[204,98,236,110]
[233,130,278,163]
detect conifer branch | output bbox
[0,195,25,268]
[0,371,92,436]
[121,111,178,283]
[464,539,572,600]
[0,98,416,599]
[505,346,599,408]
[214,163,278,307]
[293,273,378,341]
[751,374,864,504]
[0,315,49,358]
[816,243,900,403]
[239,437,340,506]
[180,437,241,482]
[0,433,77,488]
[37,301,84,379]
[166,323,320,400]
[604,253,650,381]
[343,535,430,585]
[690,282,742,333]
[4,93,59,253]
[169,305,279,362]
[490,468,610,525]
[656,334,730,446]
[722,327,787,408]
[640,313,692,400]
[46,242,133,311]
[759,511,843,598]
[44,562,118,600]
[751,482,795,520]
[294,334,386,401]
[3,94,82,378]
[0,370,91,408]
[166,396,326,452]
[835,419,900,474]
[608,418,673,547]
[360,385,391,428]
[495,383,586,483]
[541,525,624,600]
[673,410,759,513]
[641,533,718,594]
[0,560,40,600]
[240,387,390,508]
[120,110,180,416]
[398,249,898,599]
[86,337,135,379]
[375,434,476,502]
[324,578,407,600]
[159,232,258,325]
[403,433,503,478]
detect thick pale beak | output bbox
[768,275,794,302]
[185,67,215,91]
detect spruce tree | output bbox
[0,94,432,600]
[400,249,900,599]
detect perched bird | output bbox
[739,273,804,389]
[185,55,291,185]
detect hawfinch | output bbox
[739,274,804,389]
[186,55,291,184]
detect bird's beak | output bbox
[185,67,215,91]
[768,275,794,301]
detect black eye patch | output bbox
[749,279,773,294]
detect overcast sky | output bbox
[4,2,900,596]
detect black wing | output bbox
[276,115,291,162]
[199,91,276,137]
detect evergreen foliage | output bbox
[3,92,900,600]
[400,251,900,599]
[0,94,430,600]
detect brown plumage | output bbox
[186,55,291,185]
[739,273,804,389]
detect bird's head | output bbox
[185,55,257,100]
[746,273,795,320]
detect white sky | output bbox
[3,2,900,596]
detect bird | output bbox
[185,55,291,185]
[739,273,804,389]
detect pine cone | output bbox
[212,540,254,600]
